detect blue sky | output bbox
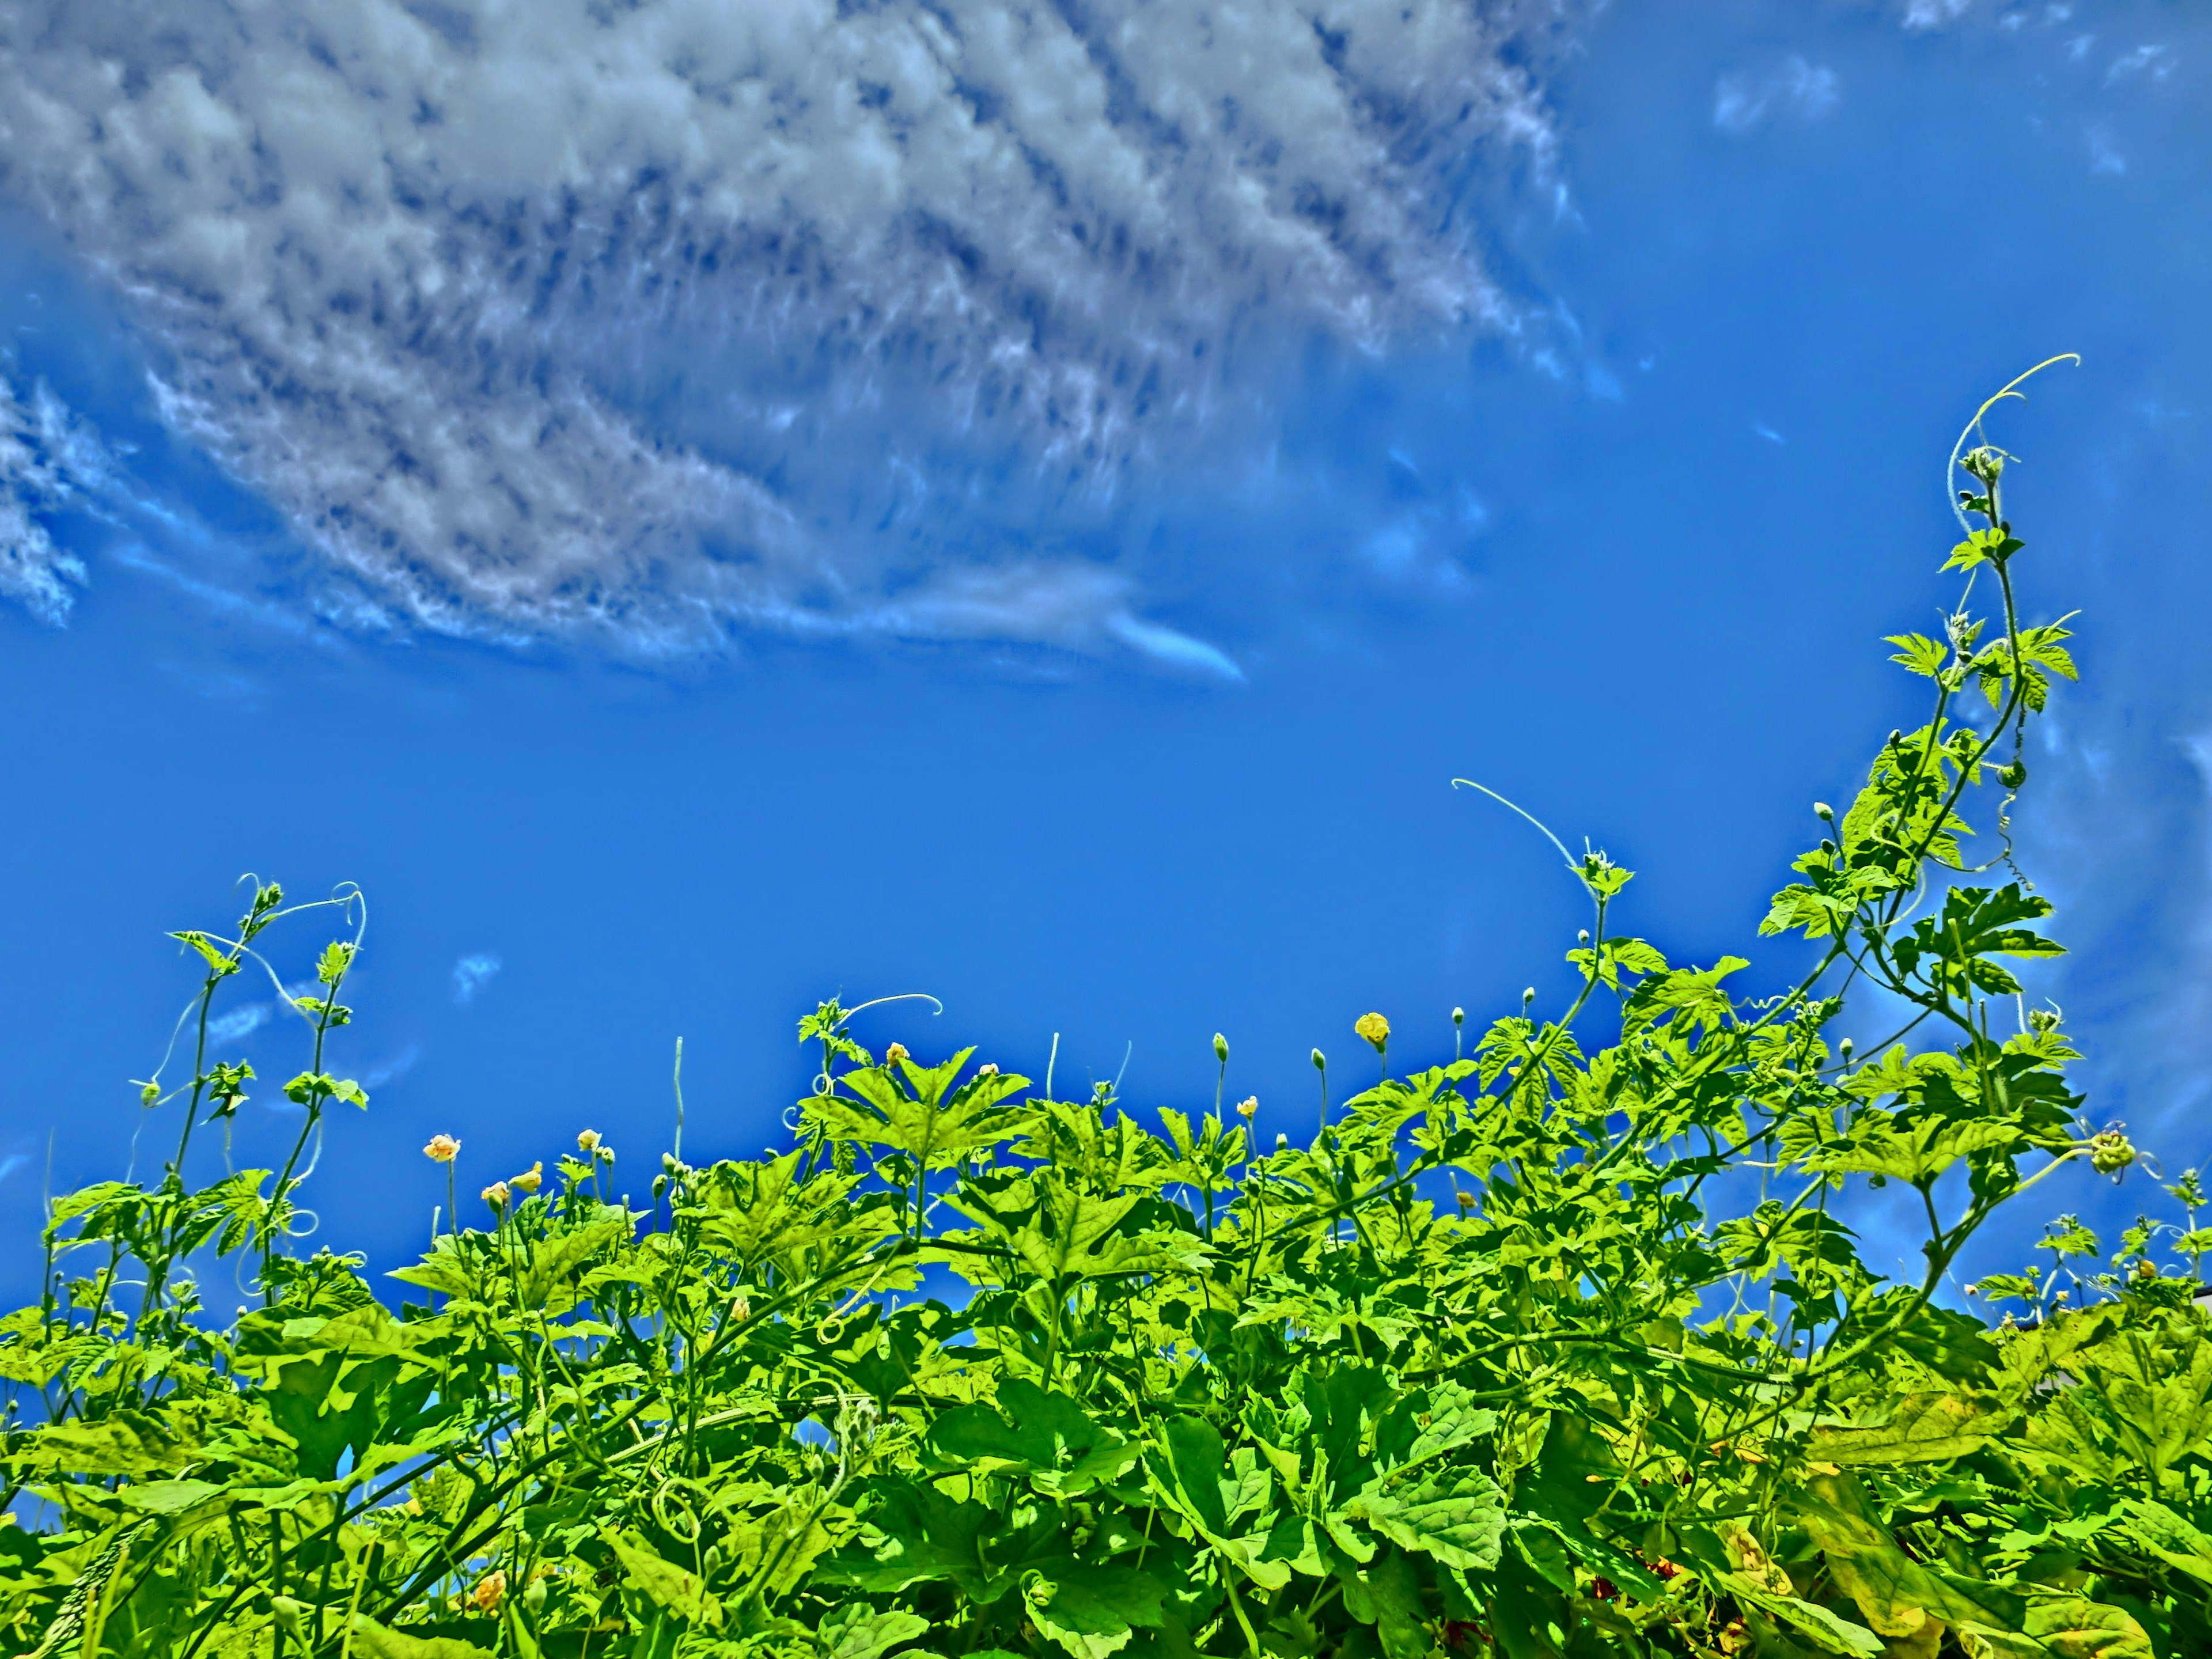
[0,0,2206,1303]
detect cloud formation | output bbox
[0,0,1575,664]
[1713,56,1840,135]
[452,954,503,1007]
[0,371,111,623]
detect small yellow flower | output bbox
[482,1181,510,1208]
[885,1041,910,1065]
[510,1161,543,1194]
[1355,1012,1390,1052]
[576,1128,601,1153]
[1236,1096,1258,1120]
[977,1062,998,1075]
[471,1570,506,1613]
[594,1144,615,1164]
[423,1134,461,1162]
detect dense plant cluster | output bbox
[5,375,2209,1658]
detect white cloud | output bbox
[1713,56,1841,135]
[0,371,111,623]
[0,0,1576,664]
[205,1002,273,1044]
[452,953,503,1007]
[1900,0,1976,29]
[2105,44,2172,85]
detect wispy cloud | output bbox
[452,955,503,1009]
[0,371,111,623]
[204,1002,272,1044]
[1753,422,1788,446]
[1714,57,1841,135]
[2105,44,2173,85]
[1900,0,1978,31]
[0,0,1584,668]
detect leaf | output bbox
[1808,1392,2015,1466]
[116,1478,227,1515]
[1339,1547,1432,1659]
[1400,1383,1498,1468]
[1789,1472,2024,1639]
[342,1618,498,1659]
[819,1606,931,1659]
[812,1050,1030,1169]
[10,1410,199,1478]
[602,1528,724,1628]
[1955,1592,2154,1659]
[1024,1559,1165,1659]
[1350,1468,1506,1571]
[1888,633,1949,677]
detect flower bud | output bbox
[885,1041,910,1066]
[482,1181,510,1209]
[510,1161,543,1194]
[1275,1132,1290,1150]
[1522,987,1536,1008]
[977,1062,998,1075]
[2089,1128,2136,1175]
[423,1134,461,1162]
[522,1575,548,1613]
[576,1128,601,1153]
[1213,1032,1229,1063]
[1354,1013,1389,1052]
[1311,1048,1326,1071]
[1452,1006,1465,1028]
[1814,801,1833,821]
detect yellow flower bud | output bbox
[482,1181,510,1208]
[423,1134,460,1162]
[576,1128,601,1153]
[510,1161,543,1194]
[1354,1012,1389,1052]
[885,1042,910,1065]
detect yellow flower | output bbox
[510,1161,543,1194]
[977,1061,998,1075]
[482,1181,510,1208]
[1236,1097,1258,1120]
[471,1571,506,1613]
[885,1041,910,1065]
[1354,1012,1390,1052]
[576,1128,601,1153]
[423,1134,460,1162]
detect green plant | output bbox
[3,369,2207,1659]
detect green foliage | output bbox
[4,377,2209,1659]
